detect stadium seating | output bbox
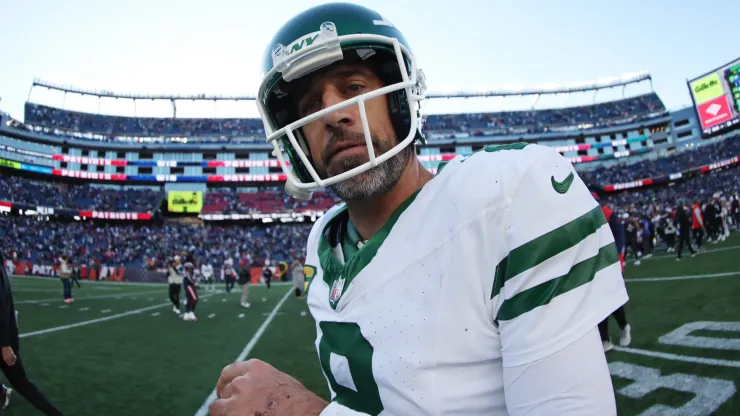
[201,189,339,215]
[0,215,311,270]
[581,135,740,186]
[0,174,162,212]
[17,93,667,143]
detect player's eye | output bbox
[298,99,322,118]
[346,83,365,94]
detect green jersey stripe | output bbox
[496,242,619,321]
[490,205,606,300]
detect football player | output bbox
[182,262,199,321]
[201,260,216,292]
[222,257,237,294]
[209,3,628,415]
[167,256,183,315]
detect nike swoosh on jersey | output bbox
[551,172,574,194]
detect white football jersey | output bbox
[304,143,628,416]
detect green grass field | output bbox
[4,234,740,415]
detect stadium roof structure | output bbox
[30,71,651,102]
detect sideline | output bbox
[14,289,164,304]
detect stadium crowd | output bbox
[11,94,666,144]
[0,174,162,212]
[202,187,340,215]
[24,103,266,138]
[424,93,665,136]
[0,216,311,272]
[581,134,740,185]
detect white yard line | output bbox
[19,293,217,338]
[194,288,293,416]
[625,271,740,282]
[12,275,293,288]
[613,346,740,368]
[11,275,168,287]
[15,289,163,304]
[19,303,170,338]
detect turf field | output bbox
[3,234,740,415]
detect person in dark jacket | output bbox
[597,200,632,352]
[0,251,64,415]
[676,200,697,260]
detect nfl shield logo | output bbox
[330,277,345,304]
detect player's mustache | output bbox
[321,129,379,167]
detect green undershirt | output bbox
[340,216,365,262]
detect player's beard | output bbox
[319,131,412,202]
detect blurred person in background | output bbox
[624,214,642,265]
[639,214,653,259]
[597,199,632,352]
[222,257,237,294]
[291,259,304,298]
[59,255,73,303]
[662,210,676,252]
[201,261,215,292]
[182,262,199,321]
[168,256,183,315]
[676,200,697,261]
[0,251,64,415]
[720,197,730,240]
[692,199,706,250]
[261,260,272,290]
[237,262,251,309]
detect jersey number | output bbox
[318,321,383,415]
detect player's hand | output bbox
[2,346,17,367]
[210,359,328,416]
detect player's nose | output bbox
[322,88,354,130]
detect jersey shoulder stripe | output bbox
[496,241,619,321]
[490,205,607,299]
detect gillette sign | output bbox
[697,96,732,129]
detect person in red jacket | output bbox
[692,200,706,250]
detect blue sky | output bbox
[0,0,738,120]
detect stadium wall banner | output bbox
[8,260,126,281]
[0,158,21,169]
[78,211,152,220]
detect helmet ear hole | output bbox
[281,128,318,184]
[388,89,414,145]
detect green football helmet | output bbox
[256,2,427,199]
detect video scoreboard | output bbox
[688,56,740,137]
